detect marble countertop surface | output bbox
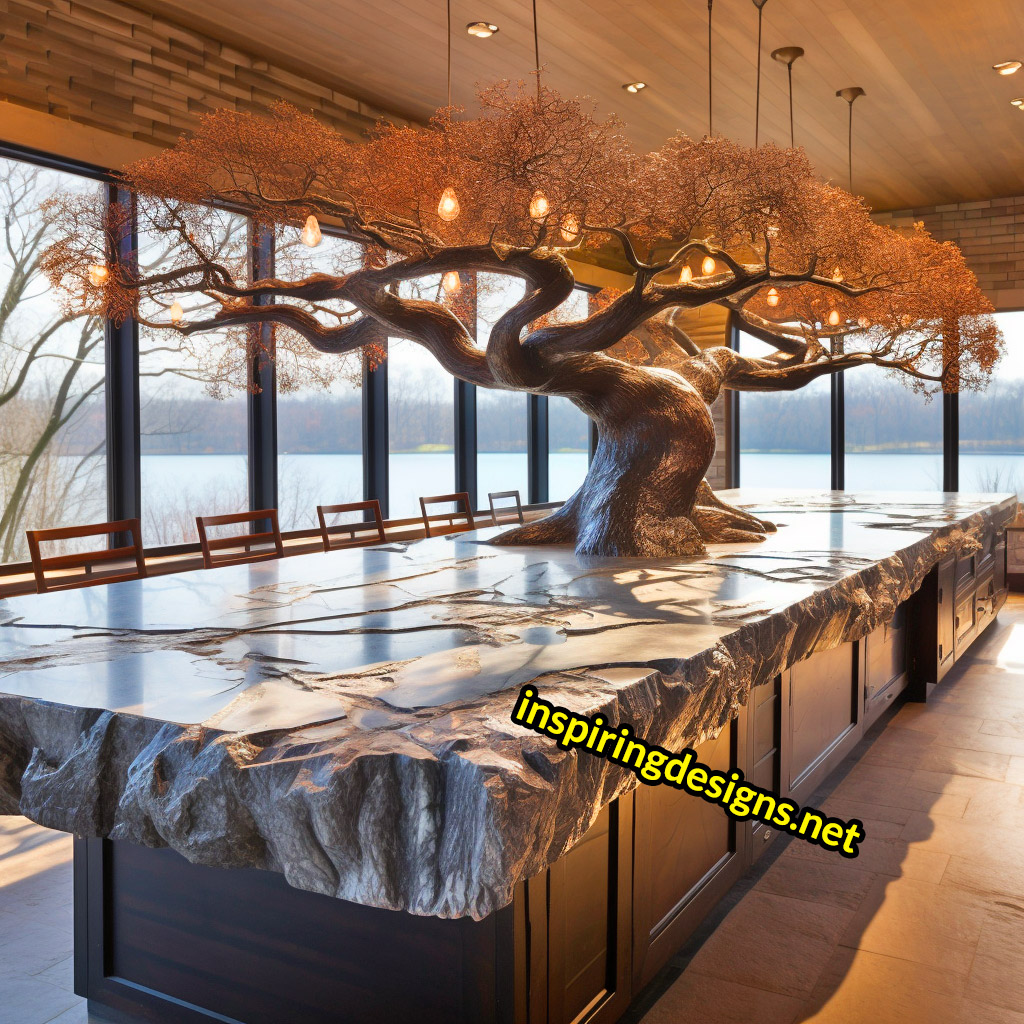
[0,490,1015,917]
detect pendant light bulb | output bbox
[169,301,185,325]
[827,308,841,327]
[679,264,693,284]
[766,286,780,307]
[88,263,109,287]
[559,213,580,243]
[701,255,717,276]
[301,215,322,248]
[438,186,461,222]
[832,267,843,283]
[442,271,462,295]
[529,189,550,221]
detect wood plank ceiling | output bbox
[132,0,1024,211]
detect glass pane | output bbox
[737,330,831,488]
[548,397,590,501]
[0,158,106,563]
[959,310,1024,499]
[275,229,365,531]
[547,288,592,502]
[476,273,528,506]
[844,365,942,491]
[137,210,250,544]
[388,329,455,519]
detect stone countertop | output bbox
[0,490,1015,918]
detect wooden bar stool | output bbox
[317,500,387,551]
[488,490,525,526]
[195,509,284,569]
[26,518,147,594]
[419,492,475,537]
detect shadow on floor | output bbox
[629,600,1024,1024]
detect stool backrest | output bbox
[195,509,284,569]
[488,490,524,526]
[26,518,147,594]
[419,492,475,537]
[317,500,387,551]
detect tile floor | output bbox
[2,596,1023,1024]
[631,593,1024,1024]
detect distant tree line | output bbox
[30,384,592,458]
[742,374,1024,454]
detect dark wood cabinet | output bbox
[631,710,747,992]
[527,796,634,1024]
[937,556,956,677]
[784,642,860,804]
[75,521,1010,1024]
[75,837,515,1024]
[748,673,783,862]
[909,522,1007,701]
[863,606,908,728]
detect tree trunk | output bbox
[495,359,775,558]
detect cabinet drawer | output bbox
[955,589,976,653]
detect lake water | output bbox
[739,452,1024,494]
[91,448,1024,544]
[138,452,592,534]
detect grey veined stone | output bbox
[0,490,1014,919]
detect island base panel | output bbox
[69,511,1009,1024]
[75,837,516,1024]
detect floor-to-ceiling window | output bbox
[959,310,1024,498]
[18,135,1023,570]
[547,287,592,501]
[736,329,831,487]
[476,272,529,503]
[137,208,251,543]
[548,397,590,501]
[388,276,455,517]
[0,156,107,562]
[844,367,943,491]
[275,229,365,530]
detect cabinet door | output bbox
[748,675,782,861]
[937,557,956,674]
[524,795,633,1024]
[785,642,859,803]
[631,712,747,991]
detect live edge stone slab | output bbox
[0,490,1014,919]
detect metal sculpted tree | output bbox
[45,83,1002,557]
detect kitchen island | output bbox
[0,490,1014,1024]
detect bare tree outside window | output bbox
[0,159,105,563]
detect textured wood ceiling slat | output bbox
[127,0,1024,210]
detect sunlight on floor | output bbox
[992,621,1024,670]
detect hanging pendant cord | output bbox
[707,0,714,135]
[446,0,452,107]
[847,102,854,192]
[787,63,795,146]
[754,4,764,146]
[532,0,542,100]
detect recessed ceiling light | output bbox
[623,82,647,94]
[1012,98,1024,108]
[466,21,499,38]
[994,60,1022,75]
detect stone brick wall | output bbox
[0,0,402,149]
[874,197,1024,311]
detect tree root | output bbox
[493,481,777,556]
[494,503,578,546]
[691,480,776,543]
